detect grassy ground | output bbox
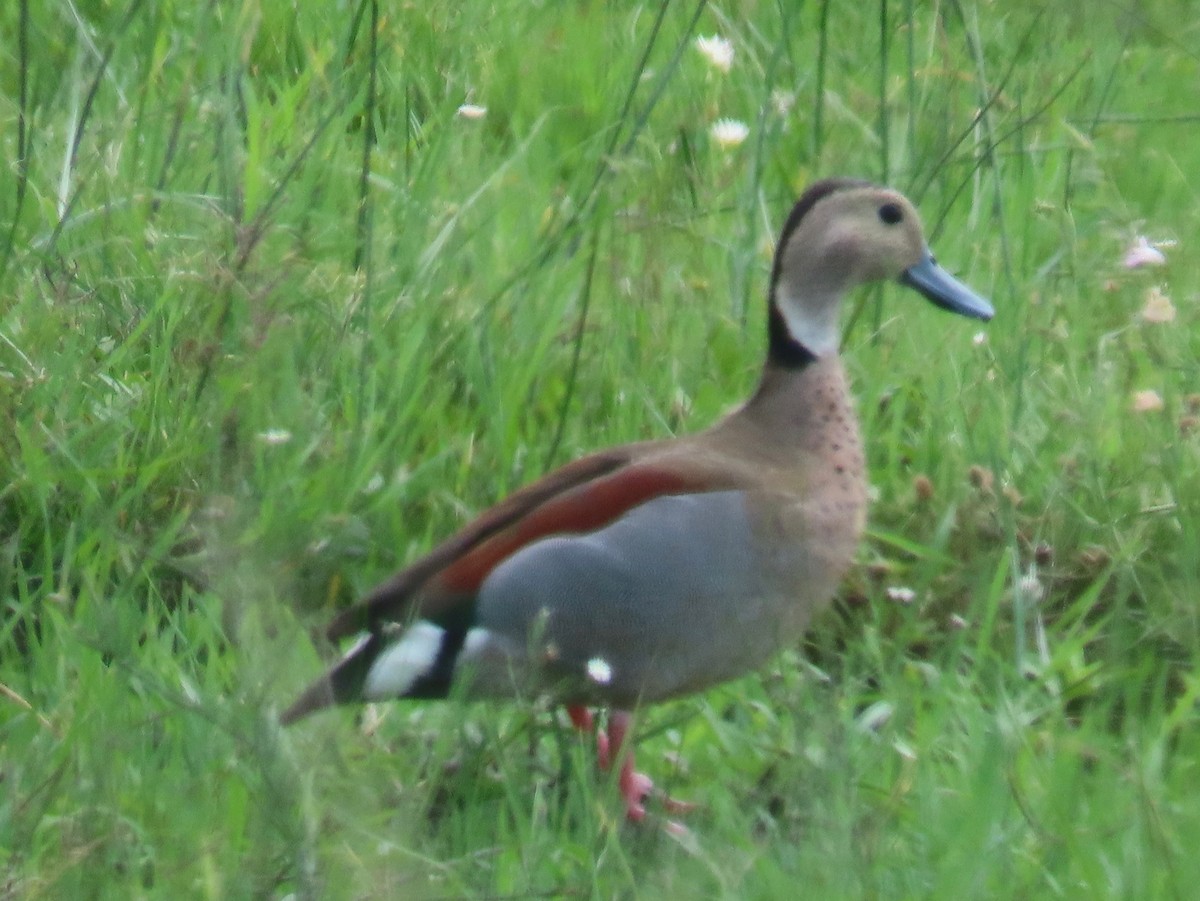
[2,0,1199,897]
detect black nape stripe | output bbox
[770,177,874,281]
[766,178,874,369]
[768,304,817,368]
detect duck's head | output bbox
[769,179,994,365]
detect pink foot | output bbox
[607,711,651,820]
[620,766,654,821]
[567,705,612,768]
[596,729,611,770]
[565,706,697,828]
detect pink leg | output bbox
[566,704,593,732]
[605,710,654,822]
[566,706,696,827]
[567,704,611,767]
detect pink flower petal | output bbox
[1123,236,1166,269]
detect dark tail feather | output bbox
[279,634,384,726]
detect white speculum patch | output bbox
[363,621,445,699]
[461,627,492,659]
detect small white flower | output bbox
[362,472,385,495]
[972,331,987,346]
[178,674,201,706]
[1140,285,1176,324]
[856,700,894,733]
[1123,235,1166,269]
[1016,569,1046,605]
[893,738,918,761]
[885,586,916,605]
[710,118,749,149]
[456,103,487,120]
[770,88,796,117]
[1132,389,1164,413]
[694,35,734,73]
[586,657,613,685]
[257,428,293,445]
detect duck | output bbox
[281,177,994,825]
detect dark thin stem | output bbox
[930,50,1090,242]
[813,0,830,162]
[733,15,788,322]
[152,1,219,218]
[476,0,707,323]
[611,1,675,151]
[871,0,890,343]
[353,0,379,273]
[878,0,890,185]
[354,0,380,429]
[1064,25,1129,209]
[544,225,601,470]
[617,0,708,158]
[0,0,31,285]
[42,0,148,263]
[1081,113,1200,125]
[904,0,915,160]
[151,81,189,216]
[192,100,344,407]
[537,1,709,469]
[342,0,371,60]
[430,1,709,463]
[914,8,1043,202]
[233,104,344,273]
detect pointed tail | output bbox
[281,621,461,725]
[279,633,383,725]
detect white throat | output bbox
[774,281,841,357]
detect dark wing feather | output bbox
[324,447,635,640]
[285,446,742,723]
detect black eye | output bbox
[878,203,903,225]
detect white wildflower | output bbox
[456,103,487,120]
[178,674,201,706]
[893,738,918,761]
[972,331,987,346]
[885,586,916,605]
[1016,569,1046,605]
[710,118,749,149]
[694,35,734,73]
[856,700,894,733]
[586,657,613,685]
[770,88,796,117]
[257,428,293,445]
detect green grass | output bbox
[3,0,1200,896]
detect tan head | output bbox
[768,179,993,364]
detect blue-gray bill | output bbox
[900,252,995,321]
